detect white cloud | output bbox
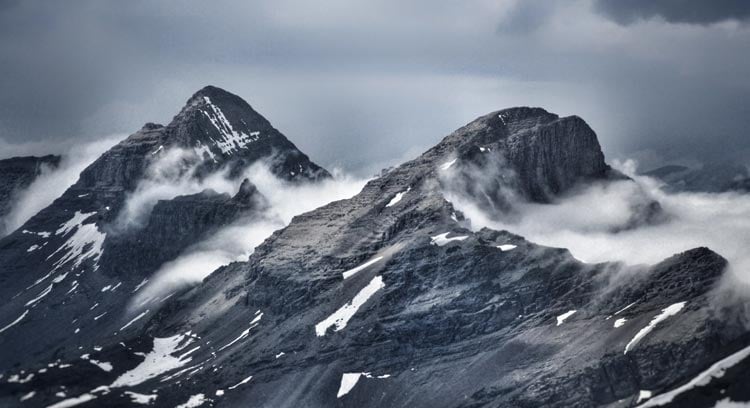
[2,135,121,235]
[448,159,750,283]
[128,155,368,309]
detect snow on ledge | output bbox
[556,310,576,326]
[342,256,383,279]
[439,158,457,170]
[337,372,391,398]
[625,302,685,355]
[431,232,468,247]
[316,276,385,336]
[385,187,411,207]
[637,342,750,407]
[110,332,197,387]
[176,393,209,408]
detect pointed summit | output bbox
[164,85,330,181]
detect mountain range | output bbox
[0,86,748,408]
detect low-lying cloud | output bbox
[2,135,121,235]
[447,159,750,283]
[129,152,368,309]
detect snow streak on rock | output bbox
[638,343,750,407]
[49,211,105,270]
[342,256,383,279]
[386,187,410,207]
[315,276,385,336]
[556,310,576,326]
[218,312,263,352]
[175,393,209,408]
[430,232,468,246]
[0,309,29,334]
[110,333,197,387]
[625,302,686,354]
[202,96,260,154]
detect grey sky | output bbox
[0,0,749,174]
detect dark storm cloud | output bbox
[595,0,750,25]
[0,0,749,175]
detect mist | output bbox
[128,154,368,309]
[1,135,121,235]
[446,159,750,283]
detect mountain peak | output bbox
[174,85,271,132]
[190,84,234,99]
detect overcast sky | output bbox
[0,0,749,174]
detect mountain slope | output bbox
[0,86,329,372]
[2,106,747,408]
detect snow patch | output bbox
[342,256,383,279]
[133,278,149,293]
[120,310,149,331]
[20,391,36,401]
[336,372,390,398]
[0,309,28,334]
[47,393,97,408]
[176,393,208,408]
[228,374,253,390]
[337,373,361,398]
[385,187,411,207]
[614,318,627,328]
[315,276,385,336]
[496,244,517,251]
[440,158,457,170]
[616,302,637,315]
[637,342,750,407]
[637,390,652,403]
[218,313,262,352]
[430,232,468,246]
[625,302,685,354]
[88,359,113,372]
[556,310,577,326]
[110,332,197,387]
[202,96,260,154]
[26,283,53,307]
[49,211,106,270]
[123,391,157,405]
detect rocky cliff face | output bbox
[431,108,620,217]
[0,86,329,373]
[0,155,60,236]
[1,102,747,408]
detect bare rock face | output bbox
[0,155,60,236]
[427,107,621,217]
[0,100,748,408]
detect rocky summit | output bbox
[0,86,328,374]
[0,88,749,408]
